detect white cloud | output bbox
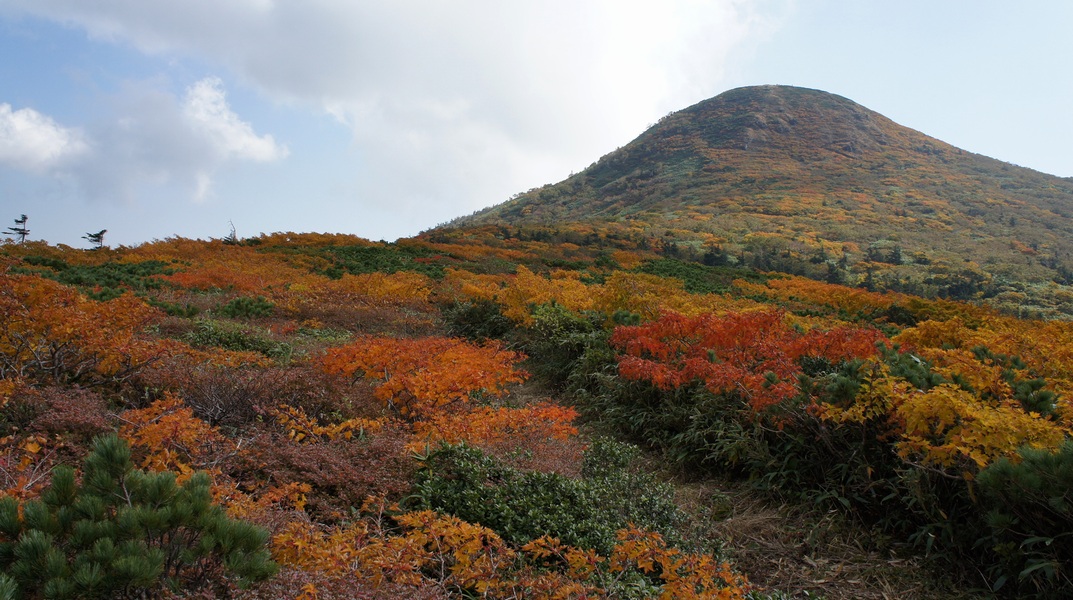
[0,104,88,172]
[2,2,777,140]
[1,0,785,231]
[4,78,287,206]
[183,77,287,162]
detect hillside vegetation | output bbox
[454,85,1073,318]
[1,230,1071,598]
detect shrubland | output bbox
[1,228,1070,598]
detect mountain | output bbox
[449,85,1073,314]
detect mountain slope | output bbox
[450,85,1073,313]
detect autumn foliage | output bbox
[408,402,579,455]
[612,310,887,412]
[118,393,231,476]
[319,335,527,417]
[5,226,1073,598]
[0,274,165,385]
[826,363,1069,471]
[816,315,1073,471]
[272,505,749,599]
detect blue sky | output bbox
[1,1,1070,247]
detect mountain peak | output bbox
[676,85,894,156]
[449,85,1073,308]
[640,84,945,168]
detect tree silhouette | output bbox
[223,220,239,245]
[5,214,28,243]
[83,229,107,250]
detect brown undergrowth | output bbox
[675,479,977,600]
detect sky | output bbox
[1,1,1070,248]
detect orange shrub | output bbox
[733,275,902,316]
[272,510,750,599]
[408,402,578,454]
[320,336,527,417]
[0,274,165,385]
[272,404,387,444]
[118,393,231,477]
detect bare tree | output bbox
[223,220,239,245]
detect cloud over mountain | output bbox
[1,0,779,226]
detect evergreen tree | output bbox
[5,215,28,244]
[0,435,277,598]
[82,230,107,250]
[702,244,729,266]
[825,261,846,285]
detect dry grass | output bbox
[674,480,977,600]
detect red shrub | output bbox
[234,426,416,522]
[1,385,110,458]
[25,386,111,442]
[138,360,379,426]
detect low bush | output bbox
[183,319,293,361]
[0,435,276,598]
[165,365,270,428]
[0,386,111,453]
[521,302,611,390]
[409,439,684,555]
[634,257,766,294]
[139,360,373,429]
[976,441,1073,598]
[235,427,416,522]
[317,244,446,279]
[0,274,165,387]
[15,257,172,298]
[216,295,275,319]
[441,298,515,341]
[147,298,200,318]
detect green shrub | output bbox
[316,244,445,279]
[296,325,352,344]
[0,435,277,598]
[216,296,275,319]
[523,303,610,390]
[410,440,683,554]
[15,257,173,299]
[441,298,514,342]
[147,298,200,318]
[976,441,1073,598]
[183,319,293,360]
[633,258,766,294]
